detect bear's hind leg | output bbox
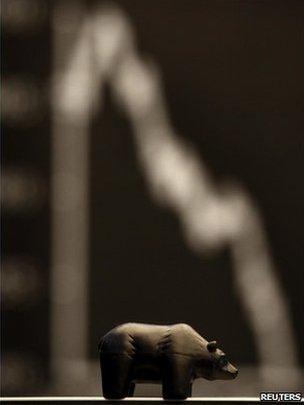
[161,354,193,400]
[128,382,135,397]
[100,353,133,399]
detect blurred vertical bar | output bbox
[1,0,51,395]
[51,0,91,388]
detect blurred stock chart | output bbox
[1,0,304,397]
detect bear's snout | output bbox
[214,362,239,380]
[227,363,238,379]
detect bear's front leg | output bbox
[128,382,135,397]
[161,354,193,400]
[100,353,133,399]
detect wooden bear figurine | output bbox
[99,323,238,399]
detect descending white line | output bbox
[51,1,300,390]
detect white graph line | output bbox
[52,2,300,388]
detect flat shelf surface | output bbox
[0,397,260,404]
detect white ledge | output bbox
[0,397,259,402]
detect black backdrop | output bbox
[89,0,304,365]
[2,0,304,396]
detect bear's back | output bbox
[100,323,206,357]
[100,323,169,355]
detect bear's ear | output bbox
[207,341,218,352]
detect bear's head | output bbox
[197,340,238,381]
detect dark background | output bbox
[90,0,304,363]
[2,0,304,396]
